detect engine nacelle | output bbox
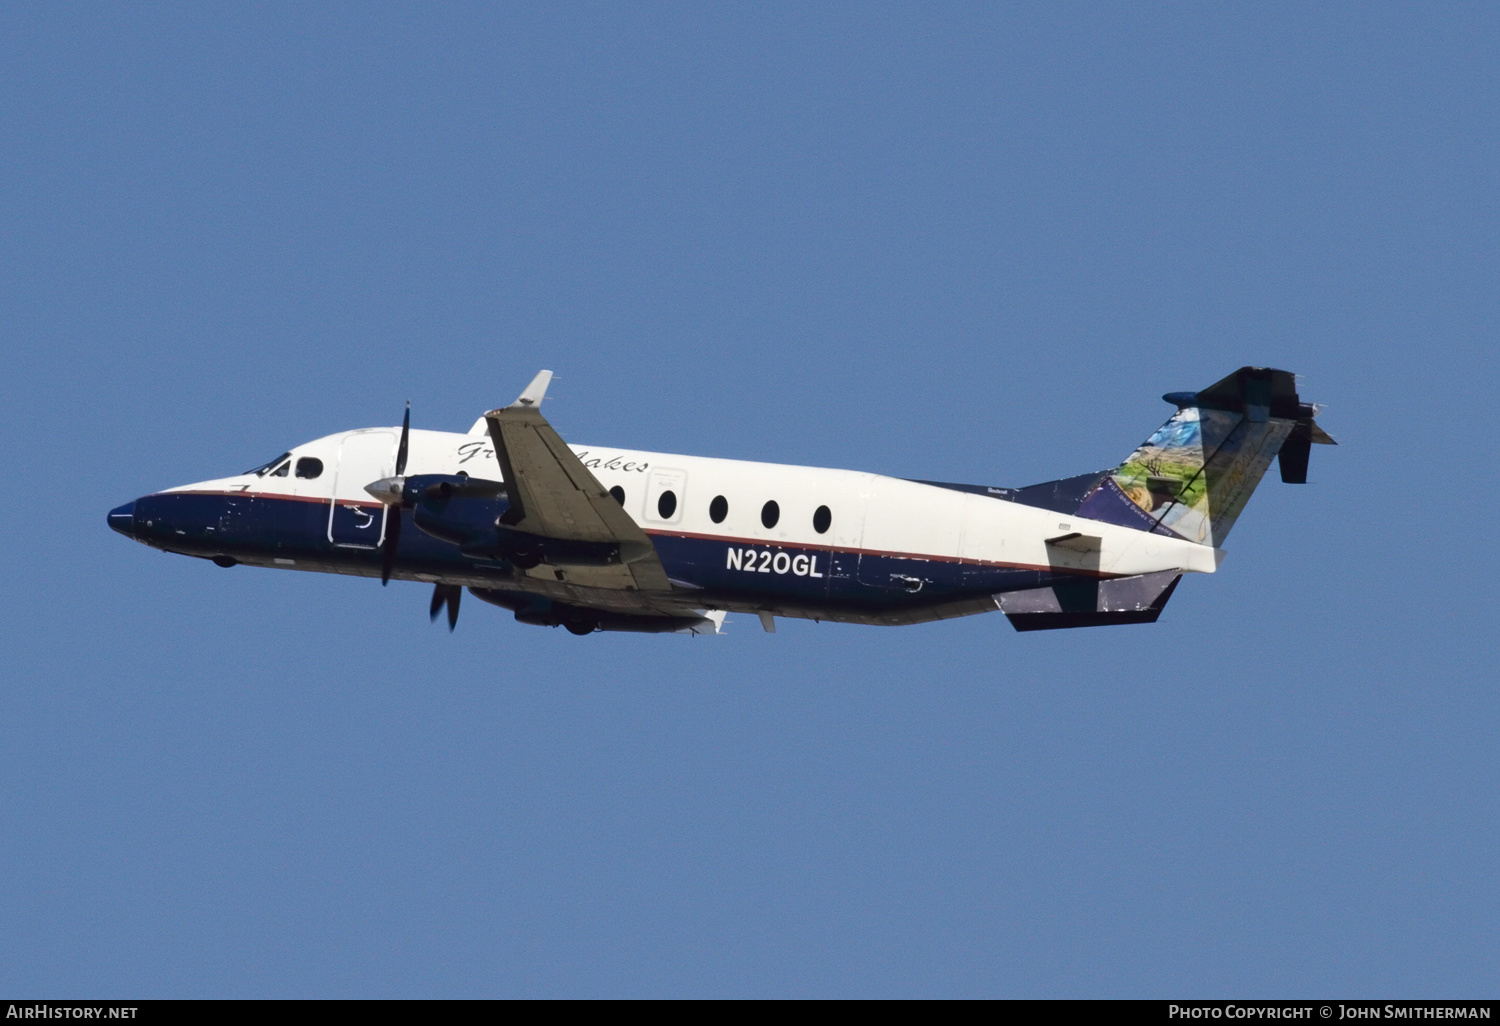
[406,474,626,568]
[407,474,510,548]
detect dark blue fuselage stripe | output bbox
[131,491,1089,615]
[169,489,1111,574]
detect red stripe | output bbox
[167,489,378,508]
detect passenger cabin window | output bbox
[295,457,323,479]
[813,505,831,534]
[609,485,625,506]
[657,490,677,519]
[761,500,779,529]
[709,495,728,523]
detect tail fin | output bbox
[1073,366,1336,547]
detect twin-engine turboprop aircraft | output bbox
[108,367,1334,636]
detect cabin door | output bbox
[328,430,394,549]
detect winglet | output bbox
[511,370,553,409]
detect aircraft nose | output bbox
[107,500,136,538]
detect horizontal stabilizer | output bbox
[998,570,1181,632]
[1278,414,1338,484]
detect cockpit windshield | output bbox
[244,452,292,477]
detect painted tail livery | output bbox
[108,366,1334,636]
[1076,366,1336,547]
[992,367,1335,629]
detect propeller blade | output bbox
[380,402,412,586]
[380,510,401,586]
[395,401,410,477]
[428,584,461,631]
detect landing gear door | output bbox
[328,430,394,549]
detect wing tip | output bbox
[481,370,555,419]
[512,369,553,409]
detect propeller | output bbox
[363,404,462,633]
[430,583,461,631]
[379,402,410,586]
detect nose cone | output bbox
[107,500,136,538]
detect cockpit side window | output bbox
[295,457,323,479]
[270,460,290,477]
[245,452,292,477]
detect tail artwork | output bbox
[1073,366,1337,548]
[991,367,1335,631]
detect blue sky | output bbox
[1,3,1495,997]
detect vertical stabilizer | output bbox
[1074,367,1334,547]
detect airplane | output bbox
[107,366,1334,636]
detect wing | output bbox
[483,371,673,593]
